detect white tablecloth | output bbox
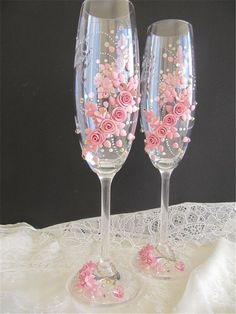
[0,202,236,313]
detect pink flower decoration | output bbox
[119,78,138,97]
[183,136,191,143]
[100,119,117,134]
[103,140,111,148]
[138,244,155,265]
[119,83,130,92]
[175,260,185,272]
[165,105,173,113]
[174,103,186,116]
[127,133,135,141]
[103,89,110,98]
[111,71,118,79]
[120,129,127,136]
[117,91,135,107]
[167,131,174,140]
[116,139,123,148]
[172,142,179,149]
[82,34,141,156]
[113,285,124,299]
[111,107,127,122]
[102,77,113,90]
[75,260,125,298]
[87,129,105,146]
[142,45,195,158]
[138,244,166,273]
[85,102,97,117]
[156,125,168,138]
[163,114,177,127]
[164,90,174,102]
[76,261,98,295]
[145,133,160,149]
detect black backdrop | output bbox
[1,0,235,228]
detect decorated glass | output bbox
[68,0,140,305]
[136,20,197,278]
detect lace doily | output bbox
[0,202,235,313]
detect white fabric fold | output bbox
[174,238,236,314]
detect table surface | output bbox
[1,202,235,313]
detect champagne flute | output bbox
[69,0,140,305]
[137,20,197,278]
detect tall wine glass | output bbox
[69,0,140,305]
[136,20,196,278]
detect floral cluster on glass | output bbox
[80,33,140,160]
[74,261,124,299]
[144,45,196,155]
[138,244,185,273]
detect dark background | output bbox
[1,0,235,228]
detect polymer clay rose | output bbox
[117,91,135,107]
[156,125,168,138]
[87,129,105,146]
[173,103,186,116]
[163,114,177,127]
[100,119,117,134]
[111,107,127,122]
[145,133,160,150]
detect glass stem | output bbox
[99,174,114,262]
[159,169,173,245]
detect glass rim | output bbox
[81,0,135,21]
[147,19,193,36]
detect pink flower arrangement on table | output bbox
[74,261,124,299]
[81,33,140,159]
[75,261,99,295]
[138,244,165,273]
[138,244,185,273]
[144,45,196,153]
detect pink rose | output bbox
[175,260,185,272]
[100,119,117,134]
[111,107,127,122]
[173,103,186,116]
[146,133,160,149]
[117,91,134,107]
[87,129,105,145]
[163,114,177,126]
[156,125,168,138]
[113,285,124,299]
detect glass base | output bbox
[67,260,140,306]
[134,243,186,280]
